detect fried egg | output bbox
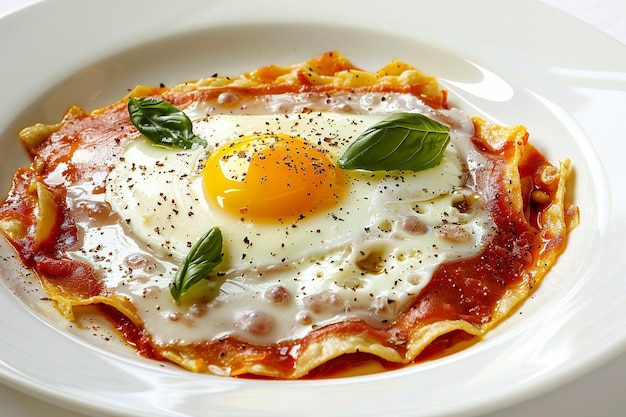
[96,93,495,346]
[109,112,462,266]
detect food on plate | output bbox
[0,52,579,378]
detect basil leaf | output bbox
[169,227,223,305]
[128,97,207,150]
[337,112,450,172]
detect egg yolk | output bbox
[203,134,346,222]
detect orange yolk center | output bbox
[203,134,346,222]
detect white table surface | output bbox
[0,1,625,416]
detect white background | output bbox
[0,1,624,416]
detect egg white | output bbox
[106,112,468,271]
[97,103,495,345]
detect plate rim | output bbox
[1,1,625,417]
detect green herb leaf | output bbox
[169,227,223,305]
[127,96,207,150]
[337,112,450,172]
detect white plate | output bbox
[1,1,625,416]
